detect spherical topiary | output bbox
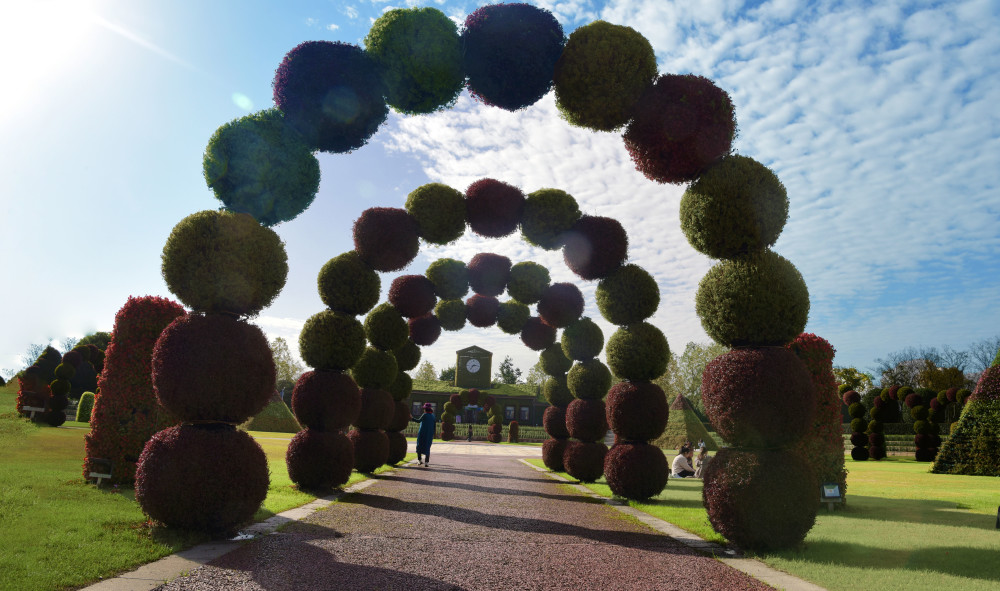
[272,41,388,153]
[567,358,612,400]
[387,400,412,432]
[850,446,870,461]
[467,252,512,297]
[869,405,887,422]
[443,402,459,415]
[543,406,570,439]
[425,258,469,300]
[956,388,971,403]
[44,410,67,427]
[318,251,380,315]
[868,432,885,447]
[348,429,390,473]
[386,430,408,465]
[521,316,556,351]
[850,432,867,447]
[695,250,810,347]
[842,390,861,405]
[364,303,409,351]
[595,264,659,326]
[465,178,526,238]
[606,323,670,382]
[203,109,319,226]
[393,339,421,372]
[435,299,467,331]
[442,411,457,425]
[562,216,629,281]
[703,448,816,551]
[61,350,82,368]
[560,317,604,361]
[462,4,564,111]
[54,362,74,380]
[466,389,481,406]
[543,375,575,407]
[299,311,366,371]
[898,386,914,400]
[566,399,608,442]
[353,207,419,272]
[535,283,584,329]
[291,370,361,430]
[702,348,817,448]
[605,381,669,441]
[162,210,288,316]
[520,189,581,250]
[542,438,567,471]
[507,261,551,304]
[914,448,936,462]
[605,442,669,500]
[388,371,413,402]
[496,300,531,334]
[868,420,884,433]
[364,7,464,114]
[404,183,466,244]
[563,440,608,483]
[354,388,394,430]
[49,379,70,398]
[680,155,787,259]
[351,347,398,390]
[850,418,867,433]
[408,314,442,346]
[552,21,656,131]
[152,314,275,423]
[136,425,268,535]
[285,429,354,491]
[869,445,886,460]
[49,391,70,411]
[466,295,501,328]
[388,275,437,318]
[935,391,949,406]
[848,402,866,419]
[624,74,737,184]
[540,343,573,376]
[910,405,928,421]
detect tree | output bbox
[439,365,456,382]
[413,360,436,381]
[495,356,521,384]
[270,337,304,396]
[524,360,546,389]
[654,341,728,414]
[917,360,966,391]
[78,331,112,351]
[967,336,1000,375]
[19,343,47,369]
[832,366,874,393]
[60,336,79,353]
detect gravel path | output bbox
[154,454,773,591]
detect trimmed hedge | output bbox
[605,323,670,382]
[596,264,659,325]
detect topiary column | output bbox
[868,395,887,460]
[441,392,464,441]
[844,389,869,461]
[485,396,502,443]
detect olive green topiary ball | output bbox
[561,317,605,361]
[435,299,467,331]
[299,311,366,371]
[388,371,413,402]
[606,322,670,382]
[596,264,660,326]
[393,339,421,372]
[695,250,810,347]
[540,343,573,377]
[364,303,408,351]
[521,189,581,250]
[350,347,399,390]
[425,258,469,300]
[496,300,531,335]
[162,210,288,317]
[405,183,466,244]
[507,261,551,304]
[317,251,380,315]
[680,155,788,259]
[543,375,575,407]
[567,358,612,400]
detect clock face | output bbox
[466,359,481,373]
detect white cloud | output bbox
[327,23,340,31]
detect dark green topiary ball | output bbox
[552,21,656,131]
[364,303,409,351]
[540,343,573,377]
[203,109,319,227]
[318,251,380,315]
[561,317,604,361]
[162,210,288,316]
[388,371,413,402]
[365,7,464,115]
[567,358,612,400]
[695,250,809,347]
[351,347,399,390]
[596,264,659,326]
[405,183,466,244]
[850,418,867,433]
[605,322,670,382]
[299,311,366,371]
[507,261,551,304]
[496,300,530,335]
[848,402,866,419]
[521,189,581,250]
[393,339,421,372]
[543,375,575,407]
[435,298,467,331]
[680,155,788,259]
[425,258,470,300]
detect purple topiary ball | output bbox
[349,428,390,473]
[409,314,441,346]
[355,388,394,430]
[851,446,870,461]
[353,207,419,272]
[563,440,607,483]
[520,316,556,350]
[285,429,354,491]
[543,405,570,439]
[465,294,501,328]
[537,283,584,328]
[466,252,513,297]
[604,442,668,500]
[542,438,567,471]
[850,432,868,447]
[465,178,525,238]
[562,216,628,280]
[842,390,861,405]
[385,431,408,465]
[291,370,361,430]
[387,400,412,432]
[565,399,608,442]
[868,445,886,460]
[388,275,437,318]
[605,381,669,441]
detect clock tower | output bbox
[455,345,492,389]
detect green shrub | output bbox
[404,182,466,244]
[850,418,867,432]
[911,405,929,421]
[543,375,574,407]
[507,261,551,304]
[596,264,659,325]
[388,371,413,401]
[350,347,398,390]
[521,189,581,250]
[364,303,408,351]
[838,384,852,394]
[318,251,380,315]
[539,343,573,377]
[443,401,458,415]
[75,391,95,423]
[848,402,866,419]
[496,300,530,334]
[441,411,456,424]
[435,299,467,331]
[868,420,884,434]
[299,311,366,371]
[561,317,604,361]
[425,258,469,300]
[605,323,670,382]
[393,339,421,372]
[567,358,612,400]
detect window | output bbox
[519,407,530,422]
[505,406,515,421]
[411,402,422,416]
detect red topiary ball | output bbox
[409,314,442,346]
[467,389,480,405]
[291,370,361,430]
[465,178,525,238]
[851,446,870,461]
[353,207,419,272]
[842,390,861,405]
[623,74,736,184]
[703,448,817,551]
[945,387,959,402]
[702,348,817,448]
[285,429,354,491]
[562,216,628,280]
[521,316,556,350]
[386,431,408,465]
[387,400,411,432]
[152,314,275,424]
[449,393,463,407]
[563,440,607,483]
[604,442,668,500]
[605,381,669,441]
[349,429,390,473]
[904,393,922,408]
[542,438,567,471]
[868,445,886,460]
[543,405,570,439]
[850,432,867,447]
[388,275,437,318]
[136,425,268,536]
[466,294,501,328]
[442,423,457,441]
[868,432,885,446]
[467,253,512,297]
[44,410,67,427]
[537,283,584,328]
[565,399,608,442]
[355,388,394,430]
[484,395,496,409]
[914,448,936,462]
[61,350,82,368]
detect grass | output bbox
[411,379,539,398]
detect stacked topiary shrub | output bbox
[932,358,1000,476]
[540,342,573,471]
[440,393,465,442]
[15,346,61,421]
[485,397,502,443]
[843,390,868,461]
[508,420,520,443]
[905,387,939,462]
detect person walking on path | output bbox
[413,402,436,466]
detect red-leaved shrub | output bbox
[355,388,394,430]
[349,429,389,473]
[465,179,525,238]
[386,431,408,465]
[565,398,608,442]
[520,316,556,350]
[605,381,669,441]
[604,442,668,500]
[542,438,567,471]
[537,283,584,328]
[388,275,437,318]
[286,429,354,491]
[409,313,442,346]
[291,370,361,430]
[563,440,607,483]
[562,216,628,280]
[466,252,512,297]
[353,207,419,272]
[466,294,501,327]
[543,405,570,439]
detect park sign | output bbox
[456,345,492,389]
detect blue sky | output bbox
[1,0,998,382]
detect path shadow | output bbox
[779,541,1000,582]
[378,473,597,504]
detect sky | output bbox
[1,0,998,383]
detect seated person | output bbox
[694,448,711,478]
[671,446,696,478]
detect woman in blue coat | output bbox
[414,402,436,466]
